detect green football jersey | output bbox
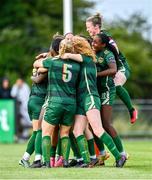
[101,30,130,71]
[77,55,99,103]
[96,48,115,93]
[30,77,48,98]
[43,57,80,105]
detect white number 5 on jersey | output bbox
[62,64,72,82]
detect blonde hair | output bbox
[72,36,96,62]
[59,39,73,57]
[86,13,103,28]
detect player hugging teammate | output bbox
[19,12,137,169]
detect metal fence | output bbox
[112,99,152,138]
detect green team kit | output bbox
[96,48,116,105]
[19,73,48,168]
[96,49,116,105]
[76,54,101,115]
[21,51,127,168]
[28,77,48,120]
[72,55,126,167]
[101,30,130,78]
[101,30,137,123]
[42,57,80,126]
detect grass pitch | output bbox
[0,139,152,179]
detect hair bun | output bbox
[95,12,101,17]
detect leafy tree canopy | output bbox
[0,1,152,98]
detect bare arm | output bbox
[31,73,47,83]
[61,53,83,62]
[33,59,44,68]
[97,63,117,77]
[37,67,48,73]
[35,52,48,60]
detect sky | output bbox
[89,0,152,40]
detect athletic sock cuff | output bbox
[37,129,42,133]
[60,136,69,140]
[76,135,85,141]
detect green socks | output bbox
[112,135,124,153]
[35,129,42,156]
[61,136,71,161]
[94,134,105,152]
[116,85,133,113]
[76,135,90,163]
[57,136,61,156]
[50,145,57,158]
[100,132,121,160]
[42,136,51,163]
[26,131,37,155]
[87,138,96,157]
[69,132,81,159]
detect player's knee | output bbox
[73,128,83,138]
[60,130,69,137]
[92,127,103,137]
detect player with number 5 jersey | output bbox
[33,39,80,168]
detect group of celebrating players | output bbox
[19,13,138,169]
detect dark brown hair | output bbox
[96,33,119,62]
[86,13,103,28]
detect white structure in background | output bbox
[63,0,73,34]
[11,78,31,139]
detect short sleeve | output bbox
[80,54,91,64]
[43,58,52,68]
[106,53,116,64]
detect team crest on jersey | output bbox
[104,50,109,55]
[98,57,104,63]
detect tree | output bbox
[0,0,95,84]
[105,13,152,98]
[1,1,152,98]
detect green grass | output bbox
[0,140,152,179]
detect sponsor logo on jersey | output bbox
[98,57,104,63]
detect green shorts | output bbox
[84,95,101,113]
[42,95,49,109]
[28,95,45,120]
[100,87,116,106]
[44,101,76,126]
[76,102,86,115]
[76,95,101,115]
